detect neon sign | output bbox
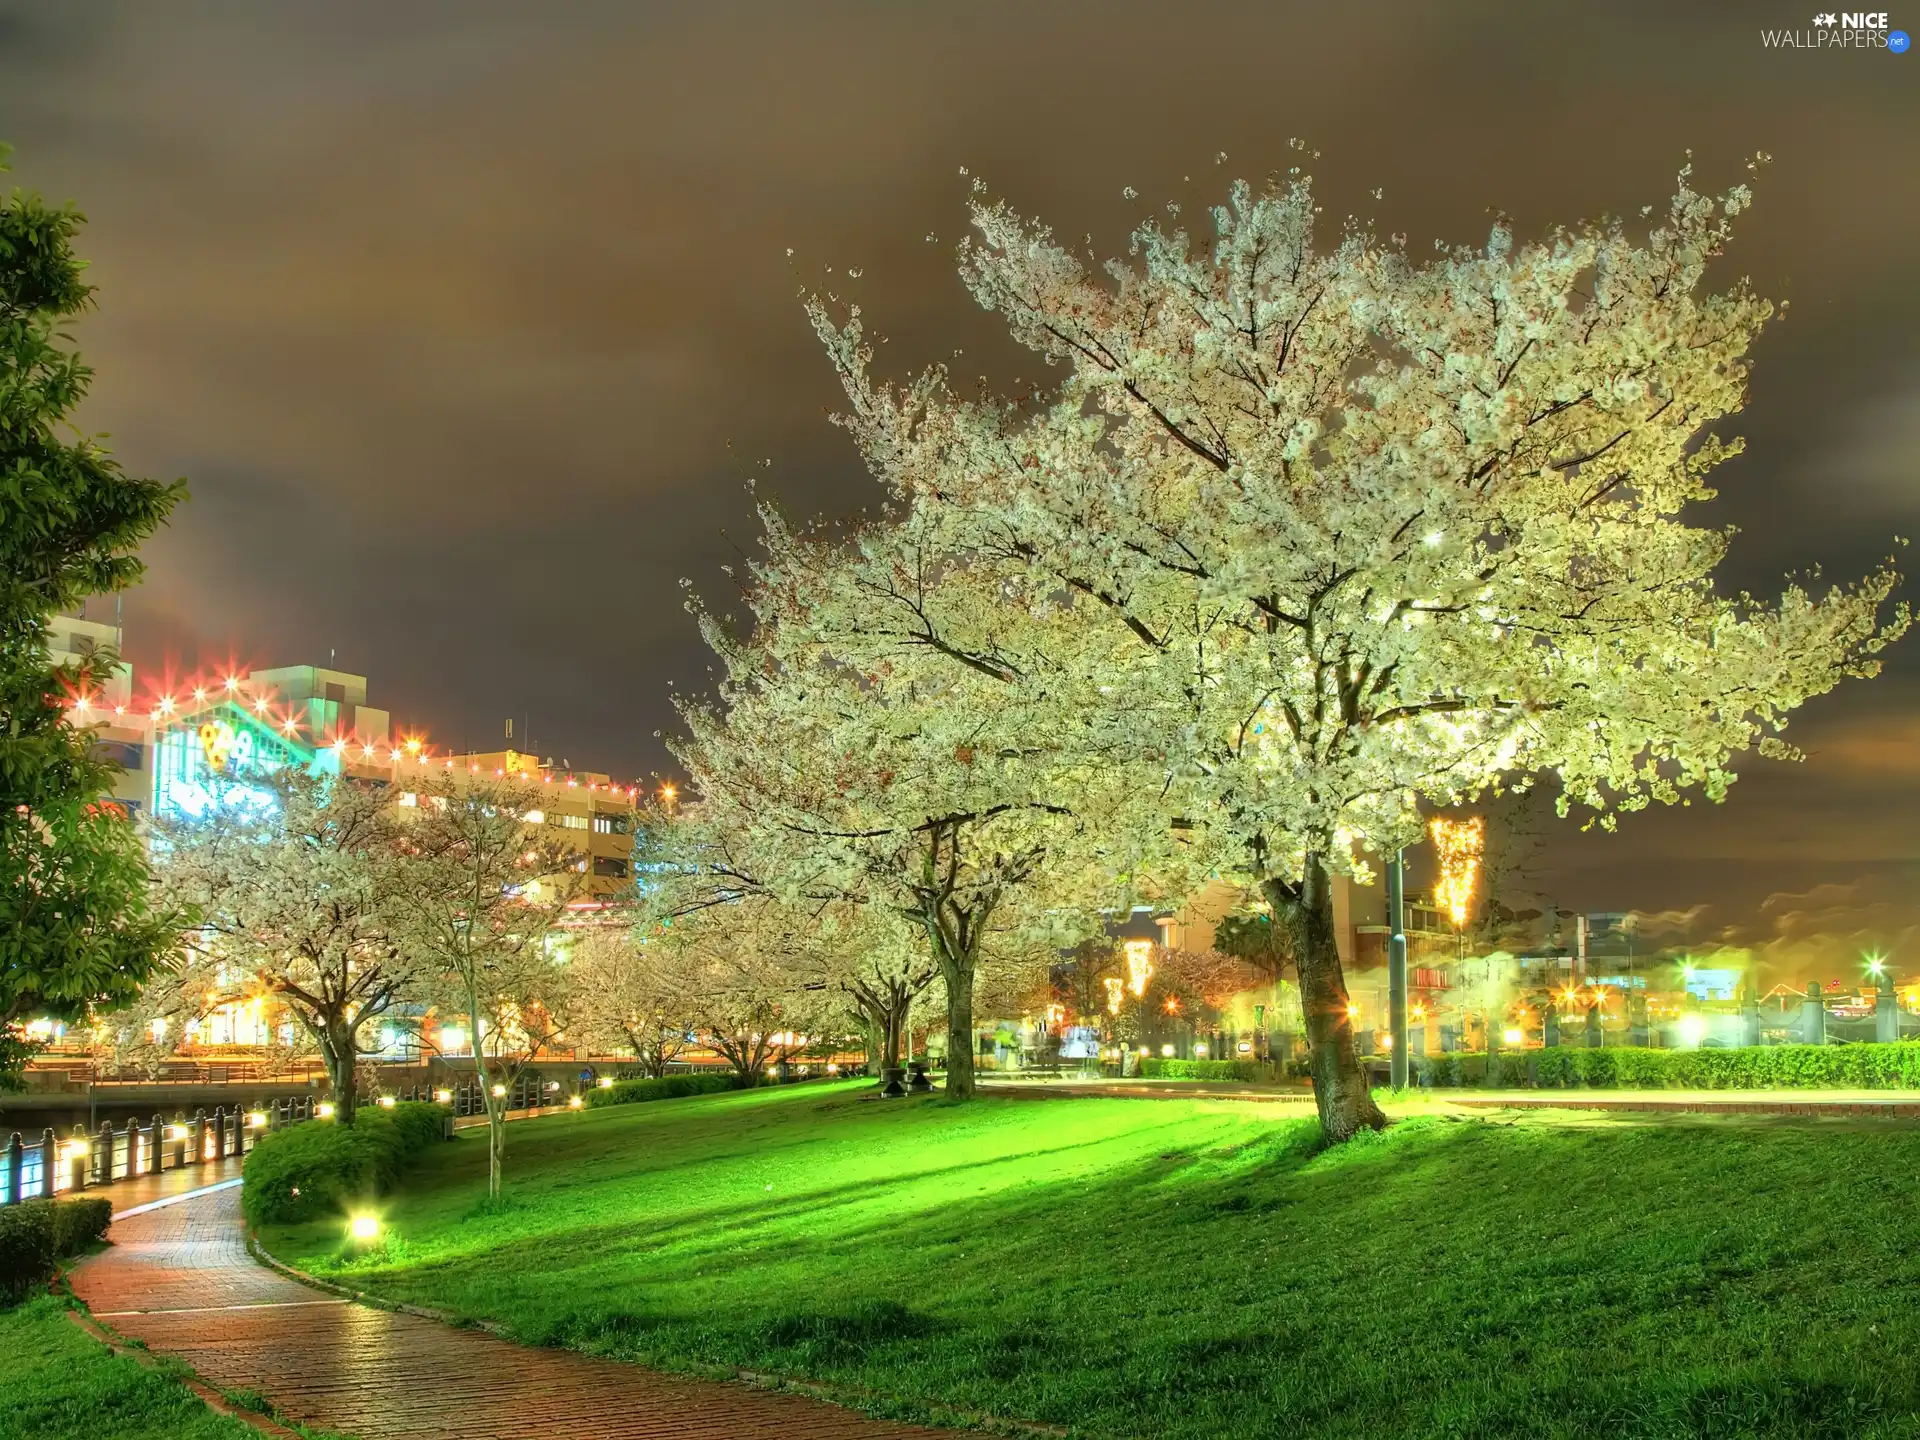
[197,720,254,775]
[153,703,332,822]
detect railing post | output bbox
[149,1115,164,1175]
[191,1109,208,1166]
[3,1132,21,1205]
[39,1129,58,1198]
[68,1125,90,1192]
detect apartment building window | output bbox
[592,813,629,835]
[593,856,629,879]
[555,813,588,830]
[90,740,143,771]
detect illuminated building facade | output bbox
[34,631,649,1073]
[401,749,639,899]
[47,598,148,816]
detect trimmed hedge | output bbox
[0,1197,115,1307]
[1137,1059,1272,1082]
[241,1101,449,1228]
[1415,1042,1920,1091]
[51,1197,111,1258]
[0,1205,53,1307]
[583,1073,738,1110]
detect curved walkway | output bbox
[69,1184,953,1440]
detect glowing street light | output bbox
[349,1214,380,1242]
[1429,815,1485,930]
[1123,939,1155,998]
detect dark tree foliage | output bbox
[1212,910,1293,982]
[0,145,186,1086]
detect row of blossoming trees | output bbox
[649,157,1907,1142]
[126,158,1908,1150]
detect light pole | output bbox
[1869,953,1899,1044]
[1388,850,1408,1090]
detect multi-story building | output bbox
[47,599,148,816]
[411,749,638,899]
[33,636,647,1064]
[51,646,644,894]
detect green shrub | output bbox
[1135,1059,1271,1082]
[0,1196,112,1307]
[241,1102,450,1228]
[50,1197,112,1258]
[1532,1049,1578,1089]
[1410,1041,1920,1091]
[0,1204,54,1307]
[583,1073,738,1109]
[386,1099,450,1154]
[1573,1048,1618,1088]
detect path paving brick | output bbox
[70,1185,955,1440]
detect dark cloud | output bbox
[1,0,1915,929]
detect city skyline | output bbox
[2,1,1915,950]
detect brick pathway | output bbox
[69,1185,955,1440]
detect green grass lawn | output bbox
[0,1297,264,1440]
[262,1082,1920,1439]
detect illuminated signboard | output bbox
[151,703,336,822]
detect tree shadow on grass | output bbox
[294,1103,1920,1439]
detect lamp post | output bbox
[1869,954,1899,1044]
[1387,850,1408,1090]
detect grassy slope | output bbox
[264,1082,1920,1439]
[0,1297,263,1440]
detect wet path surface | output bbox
[70,1184,955,1440]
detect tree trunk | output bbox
[319,1018,358,1126]
[936,947,977,1100]
[1265,855,1386,1145]
[883,1000,905,1073]
[486,1105,505,1200]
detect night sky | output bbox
[2,2,1915,979]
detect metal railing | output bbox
[390,1076,580,1117]
[1,1097,327,1206]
